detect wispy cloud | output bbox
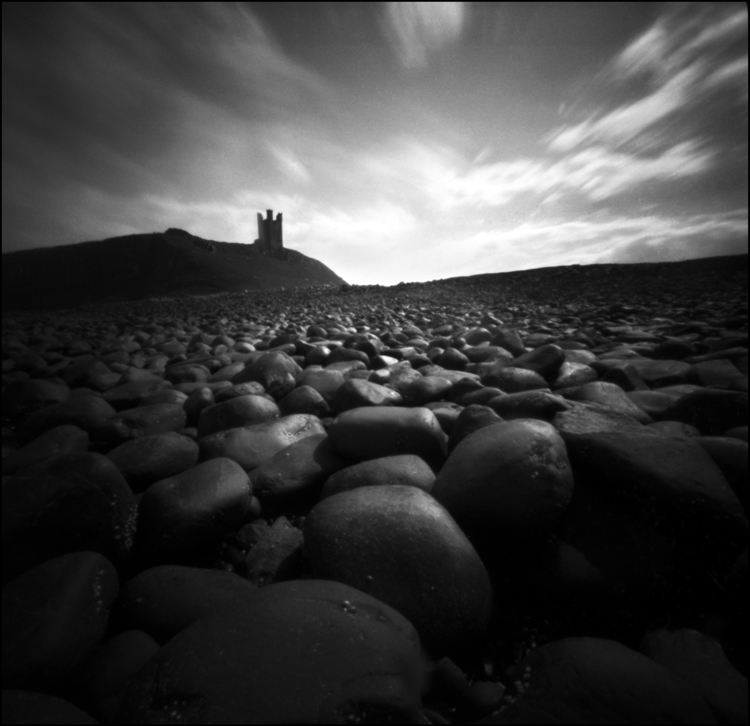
[381,2,467,69]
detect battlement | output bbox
[256,209,283,256]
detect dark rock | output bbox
[447,404,503,452]
[116,580,424,724]
[102,379,169,411]
[196,394,279,438]
[561,381,653,424]
[231,351,301,399]
[483,637,716,724]
[487,390,571,422]
[482,366,548,393]
[277,385,330,416]
[433,419,573,545]
[559,432,747,615]
[1,690,98,724]
[2,379,70,422]
[133,457,253,566]
[78,629,160,724]
[17,395,117,446]
[120,565,257,643]
[553,400,656,436]
[304,485,492,656]
[96,403,187,447]
[3,453,136,583]
[2,551,118,689]
[639,629,747,725]
[331,378,403,413]
[328,406,447,470]
[250,433,348,509]
[2,424,89,476]
[660,389,748,435]
[511,343,566,381]
[695,436,748,513]
[106,432,199,492]
[240,515,304,586]
[321,454,436,499]
[199,414,326,472]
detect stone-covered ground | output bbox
[2,256,748,724]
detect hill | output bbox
[2,229,347,311]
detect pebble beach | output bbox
[2,256,748,724]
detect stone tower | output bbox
[257,209,283,255]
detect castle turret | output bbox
[256,209,284,256]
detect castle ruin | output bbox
[256,209,283,256]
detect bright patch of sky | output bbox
[2,2,747,284]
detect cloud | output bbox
[381,2,467,69]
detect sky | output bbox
[2,2,747,285]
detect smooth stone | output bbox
[454,386,506,407]
[490,329,525,357]
[196,394,280,438]
[328,406,447,470]
[173,380,233,395]
[689,359,745,388]
[62,358,120,391]
[511,344,566,381]
[2,551,118,689]
[199,414,326,472]
[102,379,169,411]
[106,432,199,492]
[695,436,748,513]
[595,358,692,387]
[402,376,454,406]
[232,351,301,399]
[2,453,136,583]
[487,390,571,422]
[463,328,493,346]
[320,454,436,499]
[2,424,89,476]
[448,404,504,452]
[1,690,98,724]
[660,389,748,435]
[138,388,188,407]
[482,366,548,393]
[437,347,470,370]
[297,368,346,403]
[560,432,748,603]
[214,381,266,402]
[551,361,599,389]
[164,363,210,385]
[182,386,214,426]
[277,385,330,417]
[116,580,425,724]
[332,378,403,413]
[17,395,117,446]
[96,403,187,447]
[250,433,348,509]
[433,419,573,543]
[424,401,463,434]
[1,379,70,421]
[240,515,304,586]
[639,629,748,725]
[121,565,258,643]
[646,420,701,436]
[133,457,253,565]
[463,346,514,365]
[561,381,653,424]
[208,361,246,382]
[305,485,492,656]
[486,637,716,724]
[626,389,681,418]
[553,400,656,436]
[600,363,650,391]
[78,630,160,723]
